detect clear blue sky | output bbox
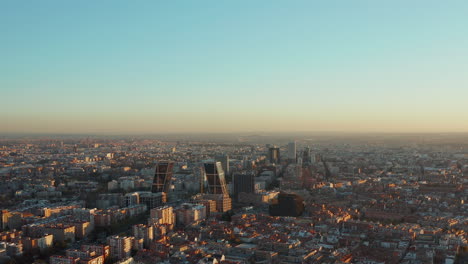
[2,0,468,134]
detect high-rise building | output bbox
[280,164,303,190]
[267,147,280,164]
[233,173,255,201]
[107,236,133,260]
[149,206,175,226]
[242,155,249,169]
[269,192,304,217]
[215,154,230,176]
[132,224,153,247]
[193,199,217,216]
[1,210,22,231]
[123,192,140,207]
[175,203,206,226]
[297,157,303,165]
[139,192,166,209]
[302,146,311,164]
[198,161,232,212]
[287,142,296,161]
[203,161,228,195]
[151,161,174,194]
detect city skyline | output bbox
[2,1,468,134]
[1,135,467,263]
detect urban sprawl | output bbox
[0,136,467,264]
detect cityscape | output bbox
[0,134,467,263]
[2,1,468,264]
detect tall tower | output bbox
[302,146,311,164]
[151,161,174,194]
[268,146,280,164]
[203,161,228,195]
[287,141,296,161]
[233,173,255,201]
[215,154,230,176]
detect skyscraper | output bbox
[267,146,280,164]
[215,154,230,176]
[203,161,228,195]
[302,146,311,164]
[233,173,255,201]
[198,161,232,212]
[151,161,174,194]
[287,141,296,161]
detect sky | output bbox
[1,0,468,134]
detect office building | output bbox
[302,146,311,164]
[233,173,255,201]
[200,161,232,212]
[287,142,296,161]
[267,146,280,164]
[151,161,174,194]
[123,192,140,207]
[139,192,166,209]
[215,154,230,176]
[203,161,228,195]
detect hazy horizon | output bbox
[3,130,468,136]
[2,1,468,134]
